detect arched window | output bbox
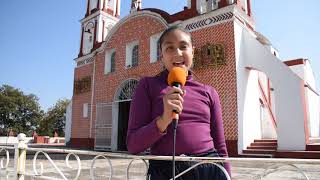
[110,52,116,72]
[132,45,139,67]
[83,22,94,55]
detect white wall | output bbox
[288,64,305,80]
[306,87,320,137]
[235,20,307,151]
[242,70,262,150]
[305,60,320,137]
[0,137,33,145]
[234,20,245,153]
[111,102,119,151]
[305,60,318,91]
[287,60,319,138]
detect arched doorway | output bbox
[114,79,138,151]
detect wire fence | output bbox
[1,133,320,180]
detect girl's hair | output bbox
[158,25,193,50]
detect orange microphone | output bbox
[167,67,187,180]
[167,67,187,129]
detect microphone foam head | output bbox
[167,67,187,86]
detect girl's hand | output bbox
[156,86,185,132]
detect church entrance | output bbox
[117,100,130,151]
[114,79,138,151]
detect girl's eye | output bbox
[180,45,188,50]
[166,46,174,50]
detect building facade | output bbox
[69,0,320,156]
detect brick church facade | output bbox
[69,0,320,157]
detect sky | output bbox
[0,0,319,111]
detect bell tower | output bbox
[194,0,251,17]
[130,0,142,13]
[78,0,121,57]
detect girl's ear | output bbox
[192,46,195,55]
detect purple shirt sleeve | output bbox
[126,77,165,154]
[208,86,231,176]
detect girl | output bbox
[126,26,231,179]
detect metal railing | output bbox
[1,133,320,180]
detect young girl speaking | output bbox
[127,26,231,179]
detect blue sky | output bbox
[0,0,319,111]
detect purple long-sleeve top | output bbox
[126,70,231,175]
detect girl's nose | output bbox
[175,48,183,56]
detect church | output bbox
[68,0,320,157]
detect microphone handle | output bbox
[171,82,181,130]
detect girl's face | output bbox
[161,29,194,72]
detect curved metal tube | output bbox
[126,158,148,180]
[0,148,10,179]
[260,163,310,180]
[0,148,10,170]
[32,151,81,180]
[90,155,113,180]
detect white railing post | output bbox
[13,133,27,180]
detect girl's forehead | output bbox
[163,29,192,43]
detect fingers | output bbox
[168,100,183,113]
[163,87,185,115]
[167,93,184,103]
[168,86,184,95]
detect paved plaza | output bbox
[1,155,320,180]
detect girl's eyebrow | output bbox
[163,40,189,45]
[163,41,174,45]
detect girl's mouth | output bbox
[173,61,185,66]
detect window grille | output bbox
[110,52,116,72]
[132,45,139,67]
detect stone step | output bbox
[275,151,320,159]
[247,146,277,150]
[254,139,277,143]
[306,144,320,151]
[238,153,274,158]
[243,149,276,155]
[250,142,277,146]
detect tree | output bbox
[37,99,71,137]
[0,85,43,136]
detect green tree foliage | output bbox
[37,99,71,137]
[0,85,43,136]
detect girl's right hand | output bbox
[156,86,184,132]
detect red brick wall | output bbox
[71,63,94,142]
[71,14,238,152]
[91,16,168,139]
[191,22,238,141]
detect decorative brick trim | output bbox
[185,12,233,31]
[283,58,305,66]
